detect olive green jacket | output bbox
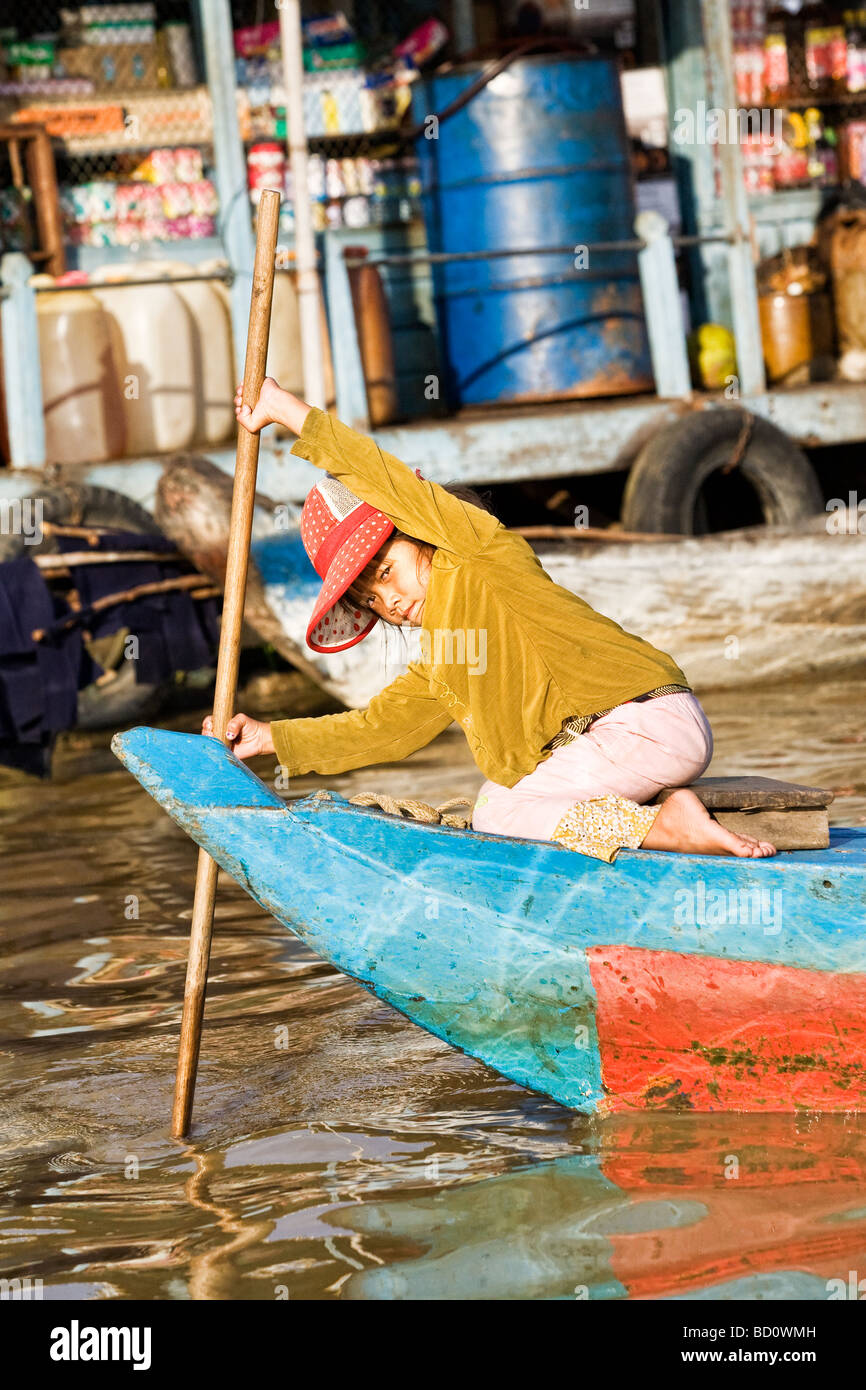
[271,408,689,789]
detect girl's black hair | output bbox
[344,481,497,609]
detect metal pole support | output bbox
[636,212,692,400]
[199,0,256,383]
[1,252,46,467]
[324,235,370,431]
[278,0,327,409]
[700,0,767,398]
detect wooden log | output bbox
[514,524,682,543]
[31,573,216,640]
[35,549,183,569]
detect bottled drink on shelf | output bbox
[732,0,768,107]
[845,8,866,92]
[764,26,791,101]
[804,106,840,183]
[773,109,812,187]
[803,0,848,96]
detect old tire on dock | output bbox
[0,483,163,563]
[0,483,171,728]
[621,412,823,534]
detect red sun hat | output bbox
[300,473,395,653]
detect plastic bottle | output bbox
[846,8,866,91]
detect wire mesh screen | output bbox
[0,1,435,257]
[233,1,427,236]
[0,1,217,256]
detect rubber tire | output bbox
[0,482,161,562]
[621,412,824,535]
[0,482,171,728]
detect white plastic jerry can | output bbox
[91,263,197,456]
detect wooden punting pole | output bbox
[171,188,280,1138]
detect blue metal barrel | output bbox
[412,54,653,408]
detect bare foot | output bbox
[641,788,776,858]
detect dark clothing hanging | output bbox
[0,557,87,776]
[0,532,219,776]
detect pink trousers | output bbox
[471,692,714,842]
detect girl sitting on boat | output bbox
[203,378,775,865]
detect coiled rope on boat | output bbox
[346,790,474,829]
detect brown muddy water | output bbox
[1,671,866,1301]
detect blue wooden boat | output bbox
[113,727,866,1114]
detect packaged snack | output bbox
[343,195,370,227]
[302,12,355,46]
[247,141,285,198]
[131,146,177,182]
[83,221,118,247]
[138,214,166,240]
[116,182,143,217]
[173,145,203,182]
[233,21,279,59]
[115,218,143,245]
[136,183,161,215]
[764,31,789,100]
[159,181,192,216]
[806,24,847,88]
[87,181,118,220]
[325,158,344,197]
[186,214,215,238]
[189,178,218,215]
[394,18,448,66]
[65,184,94,223]
[164,20,196,86]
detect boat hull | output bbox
[113,728,866,1113]
[156,457,866,708]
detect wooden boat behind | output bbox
[156,457,866,709]
[113,726,866,1114]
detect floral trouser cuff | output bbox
[550,795,661,864]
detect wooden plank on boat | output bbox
[712,808,829,851]
[657,776,834,810]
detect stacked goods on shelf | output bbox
[248,145,420,232]
[238,10,442,234]
[0,6,210,253]
[59,146,218,247]
[8,85,213,151]
[1,4,197,102]
[235,13,416,139]
[732,1,866,195]
[53,4,196,91]
[238,16,448,133]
